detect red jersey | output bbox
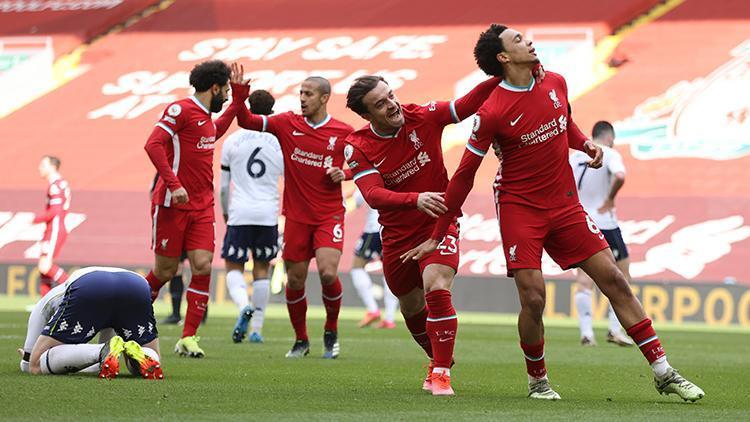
[33,176,70,234]
[345,76,500,247]
[236,106,353,225]
[345,102,457,247]
[432,72,590,239]
[146,96,236,211]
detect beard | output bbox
[209,92,226,113]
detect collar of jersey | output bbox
[369,124,401,139]
[499,77,535,92]
[190,96,211,115]
[304,114,331,129]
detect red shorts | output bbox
[282,217,344,262]
[497,202,609,276]
[41,216,68,259]
[381,223,460,298]
[150,204,215,257]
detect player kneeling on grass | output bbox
[22,267,163,380]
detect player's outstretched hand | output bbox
[326,167,346,183]
[583,140,603,169]
[400,238,439,263]
[417,192,447,218]
[230,62,251,86]
[533,63,546,84]
[171,187,189,204]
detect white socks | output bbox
[575,289,595,339]
[351,268,379,313]
[608,304,623,334]
[40,344,102,375]
[227,270,250,309]
[651,356,671,378]
[251,278,270,334]
[383,279,399,323]
[125,347,160,376]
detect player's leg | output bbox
[351,233,381,327]
[37,253,54,297]
[379,277,399,329]
[248,225,278,342]
[578,250,704,400]
[282,219,315,357]
[173,248,212,357]
[315,247,343,359]
[605,230,634,346]
[574,269,596,345]
[249,260,271,342]
[421,263,457,396]
[30,335,106,375]
[163,257,185,324]
[145,205,186,299]
[313,220,345,359]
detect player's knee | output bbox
[318,268,337,285]
[424,274,452,293]
[521,292,546,317]
[191,259,212,275]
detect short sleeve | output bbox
[420,101,459,127]
[154,102,187,137]
[465,107,496,158]
[606,149,626,175]
[344,143,378,182]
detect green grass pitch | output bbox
[1,298,748,421]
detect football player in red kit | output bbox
[230,66,352,359]
[33,155,71,296]
[144,60,247,358]
[403,24,704,402]
[343,67,540,395]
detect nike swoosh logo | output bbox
[373,157,387,168]
[292,130,304,136]
[438,337,454,343]
[510,113,523,126]
[197,120,207,126]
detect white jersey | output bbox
[353,189,381,233]
[569,145,626,230]
[221,129,284,226]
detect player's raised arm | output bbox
[215,63,251,139]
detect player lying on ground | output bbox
[221,89,283,344]
[343,64,542,395]
[403,24,704,402]
[23,267,163,380]
[231,64,352,359]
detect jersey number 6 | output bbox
[246,147,266,179]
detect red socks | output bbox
[40,265,69,296]
[425,290,457,369]
[39,278,52,297]
[521,339,547,378]
[146,270,166,302]
[286,286,308,341]
[404,307,433,358]
[626,318,666,364]
[183,274,210,337]
[321,278,343,332]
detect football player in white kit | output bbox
[350,189,399,329]
[570,121,634,347]
[220,90,284,344]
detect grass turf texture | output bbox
[1,297,748,421]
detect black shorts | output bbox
[602,227,629,262]
[354,231,382,261]
[42,269,158,345]
[221,225,279,263]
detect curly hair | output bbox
[474,24,508,77]
[248,90,275,116]
[189,60,231,92]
